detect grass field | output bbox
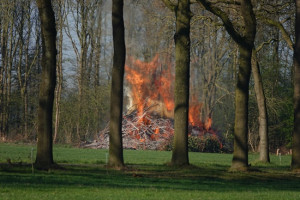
[0,143,300,200]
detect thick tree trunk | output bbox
[252,50,270,163]
[35,0,57,170]
[196,0,255,170]
[109,0,125,168]
[230,0,256,171]
[171,0,191,166]
[231,44,252,170]
[292,0,300,171]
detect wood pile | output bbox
[90,104,174,150]
[82,104,220,150]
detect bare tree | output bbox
[53,0,66,143]
[0,0,14,139]
[16,1,40,139]
[109,0,125,168]
[252,45,269,163]
[35,0,57,169]
[196,0,256,170]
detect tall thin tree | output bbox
[108,0,125,168]
[292,0,300,171]
[35,0,57,169]
[252,47,269,163]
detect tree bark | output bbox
[171,0,191,166]
[35,0,57,170]
[109,0,125,168]
[0,10,8,138]
[231,0,256,171]
[292,0,300,171]
[196,0,256,171]
[231,44,252,170]
[252,50,270,163]
[54,0,65,143]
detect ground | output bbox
[0,143,300,200]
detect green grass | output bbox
[0,143,300,200]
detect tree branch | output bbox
[191,0,241,5]
[195,0,244,46]
[255,38,278,53]
[162,0,177,11]
[261,17,294,50]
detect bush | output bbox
[161,135,223,153]
[188,136,205,152]
[203,136,222,153]
[188,135,222,153]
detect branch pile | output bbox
[92,104,174,150]
[82,104,221,150]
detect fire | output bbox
[204,117,212,131]
[124,54,219,146]
[188,95,203,127]
[125,54,174,118]
[140,138,145,143]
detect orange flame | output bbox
[188,95,203,127]
[204,117,212,131]
[125,54,214,141]
[140,138,145,143]
[125,54,174,119]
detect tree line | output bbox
[0,0,299,171]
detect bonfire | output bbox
[91,54,221,150]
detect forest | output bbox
[0,0,299,170]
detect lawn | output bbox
[0,143,300,200]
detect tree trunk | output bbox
[35,0,57,170]
[54,0,64,143]
[0,14,8,138]
[196,0,256,170]
[109,0,125,168]
[230,0,256,171]
[292,0,300,171]
[171,0,191,166]
[252,50,270,163]
[231,44,252,170]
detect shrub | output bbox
[189,135,222,153]
[203,136,221,153]
[159,135,223,153]
[188,136,205,152]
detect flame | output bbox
[125,54,216,144]
[204,117,212,131]
[140,138,145,143]
[188,95,203,127]
[125,54,174,118]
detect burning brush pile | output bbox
[96,104,222,151]
[97,103,174,150]
[93,54,223,151]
